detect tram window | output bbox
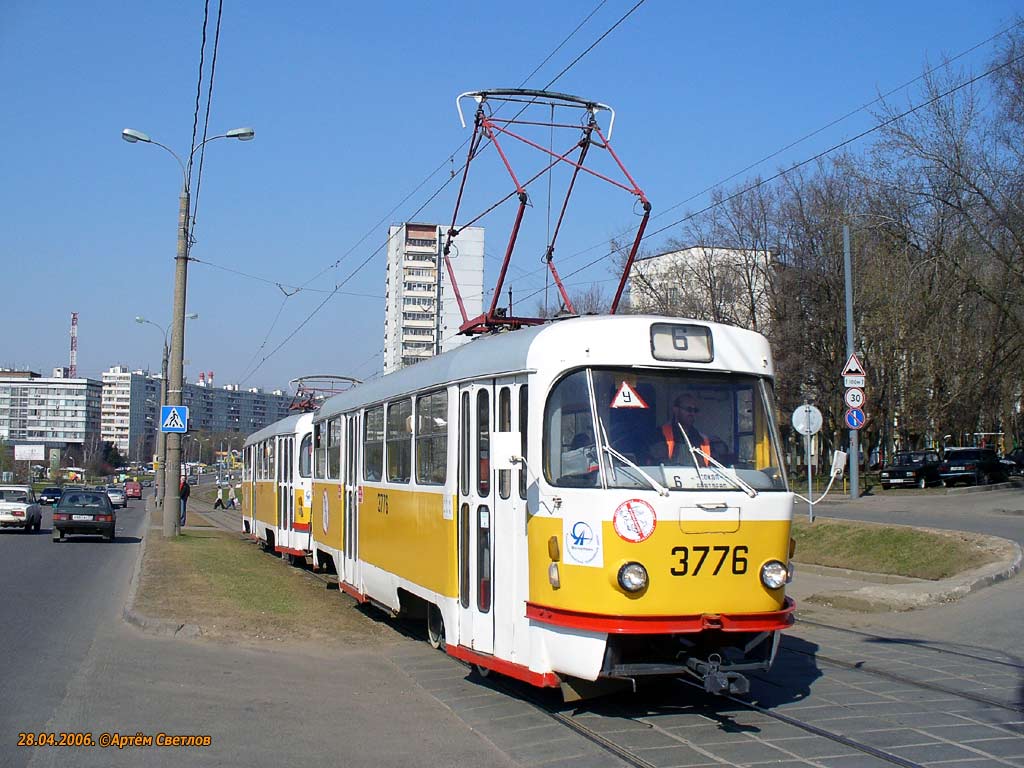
[298,433,313,479]
[519,385,528,500]
[459,502,470,609]
[386,399,412,483]
[415,390,447,485]
[459,392,470,496]
[313,422,326,479]
[327,417,342,480]
[498,387,511,499]
[363,406,384,482]
[267,440,275,481]
[477,505,492,613]
[477,389,490,496]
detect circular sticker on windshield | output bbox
[612,499,657,543]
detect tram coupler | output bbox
[687,657,750,696]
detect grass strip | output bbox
[791,517,996,580]
[134,528,390,643]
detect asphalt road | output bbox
[0,498,148,768]
[811,484,1024,656]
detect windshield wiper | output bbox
[601,444,670,497]
[676,423,758,498]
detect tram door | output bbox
[342,414,360,587]
[277,436,294,544]
[458,382,495,654]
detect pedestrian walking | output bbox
[213,484,225,510]
[179,477,191,527]
[228,484,238,509]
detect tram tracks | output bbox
[788,619,1024,713]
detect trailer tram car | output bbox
[242,412,315,563]
[249,315,796,697]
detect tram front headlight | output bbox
[617,562,648,593]
[760,560,789,590]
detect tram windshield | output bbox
[544,368,788,492]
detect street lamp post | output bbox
[136,313,197,510]
[123,125,254,537]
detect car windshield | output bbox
[59,493,110,508]
[0,489,30,502]
[43,488,60,494]
[893,453,928,464]
[544,368,788,492]
[946,450,982,461]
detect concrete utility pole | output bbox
[122,125,254,537]
[164,184,190,536]
[843,224,859,498]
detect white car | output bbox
[0,486,43,533]
[105,486,127,508]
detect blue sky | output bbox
[2,1,1019,392]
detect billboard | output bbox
[14,444,45,461]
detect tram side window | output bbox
[416,390,447,485]
[459,503,470,609]
[363,406,384,482]
[328,417,342,480]
[266,441,276,481]
[386,399,412,483]
[498,387,511,499]
[477,505,491,613]
[314,422,326,479]
[477,389,490,495]
[519,385,528,500]
[459,392,470,496]
[298,433,313,479]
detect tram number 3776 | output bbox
[670,545,749,576]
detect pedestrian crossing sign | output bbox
[160,405,189,433]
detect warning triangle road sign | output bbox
[841,353,866,377]
[610,381,649,409]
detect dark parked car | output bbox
[38,487,63,505]
[938,447,1008,487]
[880,450,942,489]
[1002,447,1024,477]
[52,490,116,542]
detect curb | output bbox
[121,497,203,639]
[803,538,1022,612]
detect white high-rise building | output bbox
[0,370,102,445]
[383,223,484,373]
[101,366,161,461]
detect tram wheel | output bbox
[426,604,445,650]
[474,665,491,678]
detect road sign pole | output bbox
[843,224,859,498]
[806,431,813,523]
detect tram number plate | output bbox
[670,545,748,576]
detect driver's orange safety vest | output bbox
[662,423,711,466]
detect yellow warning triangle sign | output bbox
[841,353,865,376]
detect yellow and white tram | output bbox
[285,315,795,696]
[242,412,315,562]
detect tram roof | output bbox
[315,315,772,420]
[244,412,310,448]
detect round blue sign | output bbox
[844,407,865,430]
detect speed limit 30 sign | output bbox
[844,387,866,408]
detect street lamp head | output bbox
[135,316,146,324]
[225,127,255,141]
[185,313,199,320]
[122,128,152,144]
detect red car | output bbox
[124,481,143,500]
